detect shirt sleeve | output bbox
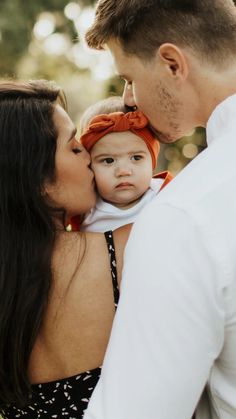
[83,202,226,419]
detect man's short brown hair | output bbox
[86,0,236,65]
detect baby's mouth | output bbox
[116,182,133,189]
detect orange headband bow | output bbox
[80,110,159,169]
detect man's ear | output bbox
[158,43,189,82]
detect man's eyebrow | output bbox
[67,127,77,143]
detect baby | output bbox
[80,97,172,232]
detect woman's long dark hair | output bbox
[0,80,66,410]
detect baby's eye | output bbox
[72,147,82,154]
[131,155,143,161]
[102,157,114,164]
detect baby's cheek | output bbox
[95,175,112,198]
[90,162,100,178]
[93,170,104,190]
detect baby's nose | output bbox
[115,164,132,177]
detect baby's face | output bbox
[90,131,153,209]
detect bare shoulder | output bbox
[85,224,132,254]
[113,223,133,251]
[82,225,133,284]
[53,226,132,288]
[112,223,133,284]
[52,231,109,281]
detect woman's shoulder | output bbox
[112,223,132,249]
[53,226,132,284]
[112,224,133,284]
[82,224,132,285]
[84,224,132,250]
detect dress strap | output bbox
[104,231,119,309]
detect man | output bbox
[83,1,236,418]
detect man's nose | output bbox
[123,82,136,107]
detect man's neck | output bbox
[194,62,236,127]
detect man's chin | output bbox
[148,125,179,144]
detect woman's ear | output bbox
[42,181,53,198]
[158,43,189,82]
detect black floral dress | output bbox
[3,231,118,419]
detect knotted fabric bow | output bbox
[80,110,160,169]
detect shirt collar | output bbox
[206,94,236,146]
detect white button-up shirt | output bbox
[84,94,236,419]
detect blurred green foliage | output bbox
[0,0,74,76]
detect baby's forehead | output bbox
[91,130,149,153]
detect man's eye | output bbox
[72,147,82,154]
[131,155,143,161]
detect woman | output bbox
[0,80,131,418]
